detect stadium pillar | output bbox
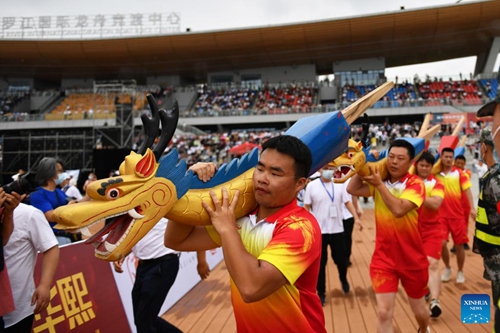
[474,36,500,76]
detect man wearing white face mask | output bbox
[29,158,78,245]
[474,96,500,332]
[304,163,362,306]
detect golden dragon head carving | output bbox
[328,138,388,183]
[53,96,182,261]
[53,82,396,261]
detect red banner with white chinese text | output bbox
[32,242,130,333]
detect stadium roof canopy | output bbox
[0,1,499,82]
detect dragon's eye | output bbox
[106,188,121,200]
[347,152,354,159]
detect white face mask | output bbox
[55,173,68,185]
[322,170,334,180]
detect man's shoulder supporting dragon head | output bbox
[329,138,374,183]
[329,137,428,183]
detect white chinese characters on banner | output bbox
[0,13,181,40]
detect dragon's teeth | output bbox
[80,226,92,237]
[128,208,144,219]
[104,241,117,253]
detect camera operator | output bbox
[3,201,59,333]
[29,158,78,245]
[0,188,24,332]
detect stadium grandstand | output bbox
[0,0,499,188]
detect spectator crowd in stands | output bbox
[0,75,498,122]
[254,83,316,114]
[416,76,483,107]
[341,76,489,109]
[194,85,257,117]
[0,90,30,122]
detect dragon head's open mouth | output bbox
[333,165,355,180]
[83,206,144,256]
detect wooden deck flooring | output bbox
[162,209,493,333]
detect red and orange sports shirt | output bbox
[460,168,472,215]
[464,168,472,179]
[369,173,428,270]
[418,175,445,236]
[435,166,472,220]
[207,199,326,333]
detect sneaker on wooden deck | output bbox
[456,271,465,284]
[430,299,442,318]
[441,267,452,282]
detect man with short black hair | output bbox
[454,154,472,251]
[436,148,475,284]
[415,152,444,318]
[347,139,430,333]
[165,135,326,333]
[454,155,468,172]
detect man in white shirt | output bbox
[474,159,489,190]
[3,203,59,333]
[304,164,361,305]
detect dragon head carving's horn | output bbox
[458,135,467,147]
[451,116,465,137]
[418,124,441,140]
[153,99,179,160]
[137,94,161,155]
[418,113,432,137]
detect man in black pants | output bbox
[115,217,211,333]
[114,218,183,333]
[304,164,362,305]
[342,178,362,266]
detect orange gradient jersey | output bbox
[460,168,472,214]
[464,169,472,179]
[435,166,472,220]
[206,200,326,333]
[369,173,428,270]
[418,175,444,235]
